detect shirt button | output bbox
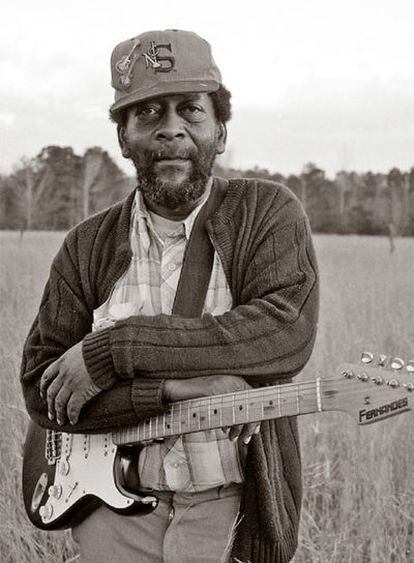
[168,263,176,271]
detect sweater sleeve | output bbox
[82,212,319,387]
[20,239,167,433]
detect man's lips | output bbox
[154,158,191,166]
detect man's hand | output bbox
[163,375,261,445]
[40,341,102,426]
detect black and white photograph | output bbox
[1,1,413,562]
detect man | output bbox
[21,30,319,563]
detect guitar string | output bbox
[115,379,404,440]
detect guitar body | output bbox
[22,421,158,530]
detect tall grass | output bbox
[0,231,413,563]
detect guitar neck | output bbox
[112,379,324,446]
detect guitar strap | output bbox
[172,176,229,318]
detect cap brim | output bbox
[110,79,220,114]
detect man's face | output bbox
[118,93,226,209]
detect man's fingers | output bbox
[46,372,66,420]
[40,361,60,399]
[228,424,243,442]
[54,385,73,426]
[228,423,261,444]
[239,422,261,445]
[67,392,84,426]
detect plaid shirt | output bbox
[93,185,246,492]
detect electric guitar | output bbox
[22,353,413,530]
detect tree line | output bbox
[1,145,413,236]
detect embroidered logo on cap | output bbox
[115,39,141,89]
[142,41,175,73]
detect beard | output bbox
[131,142,217,209]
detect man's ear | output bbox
[117,125,131,159]
[215,122,227,155]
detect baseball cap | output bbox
[110,29,222,114]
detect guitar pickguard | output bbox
[23,426,158,530]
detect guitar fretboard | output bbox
[112,380,322,446]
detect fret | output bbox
[149,417,152,440]
[261,388,264,420]
[277,387,282,418]
[179,402,182,434]
[316,378,322,412]
[208,396,212,427]
[188,401,193,431]
[296,384,300,415]
[170,403,175,435]
[245,391,249,423]
[220,396,223,427]
[198,400,201,430]
[232,394,235,425]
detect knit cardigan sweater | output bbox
[21,177,319,563]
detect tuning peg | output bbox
[371,375,384,385]
[387,379,399,388]
[407,360,414,374]
[378,354,387,367]
[361,352,374,364]
[357,372,369,382]
[390,357,404,370]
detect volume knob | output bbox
[39,504,53,521]
[48,484,62,499]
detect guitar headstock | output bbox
[324,352,413,425]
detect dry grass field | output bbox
[1,231,413,563]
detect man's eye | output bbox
[136,106,160,119]
[181,105,206,122]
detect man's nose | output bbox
[155,109,186,141]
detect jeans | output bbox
[72,483,242,563]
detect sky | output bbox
[1,0,413,178]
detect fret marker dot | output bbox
[239,405,243,410]
[213,409,218,414]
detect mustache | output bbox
[148,147,196,163]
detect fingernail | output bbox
[230,436,238,442]
[57,419,63,426]
[48,412,53,420]
[254,426,261,434]
[243,436,251,445]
